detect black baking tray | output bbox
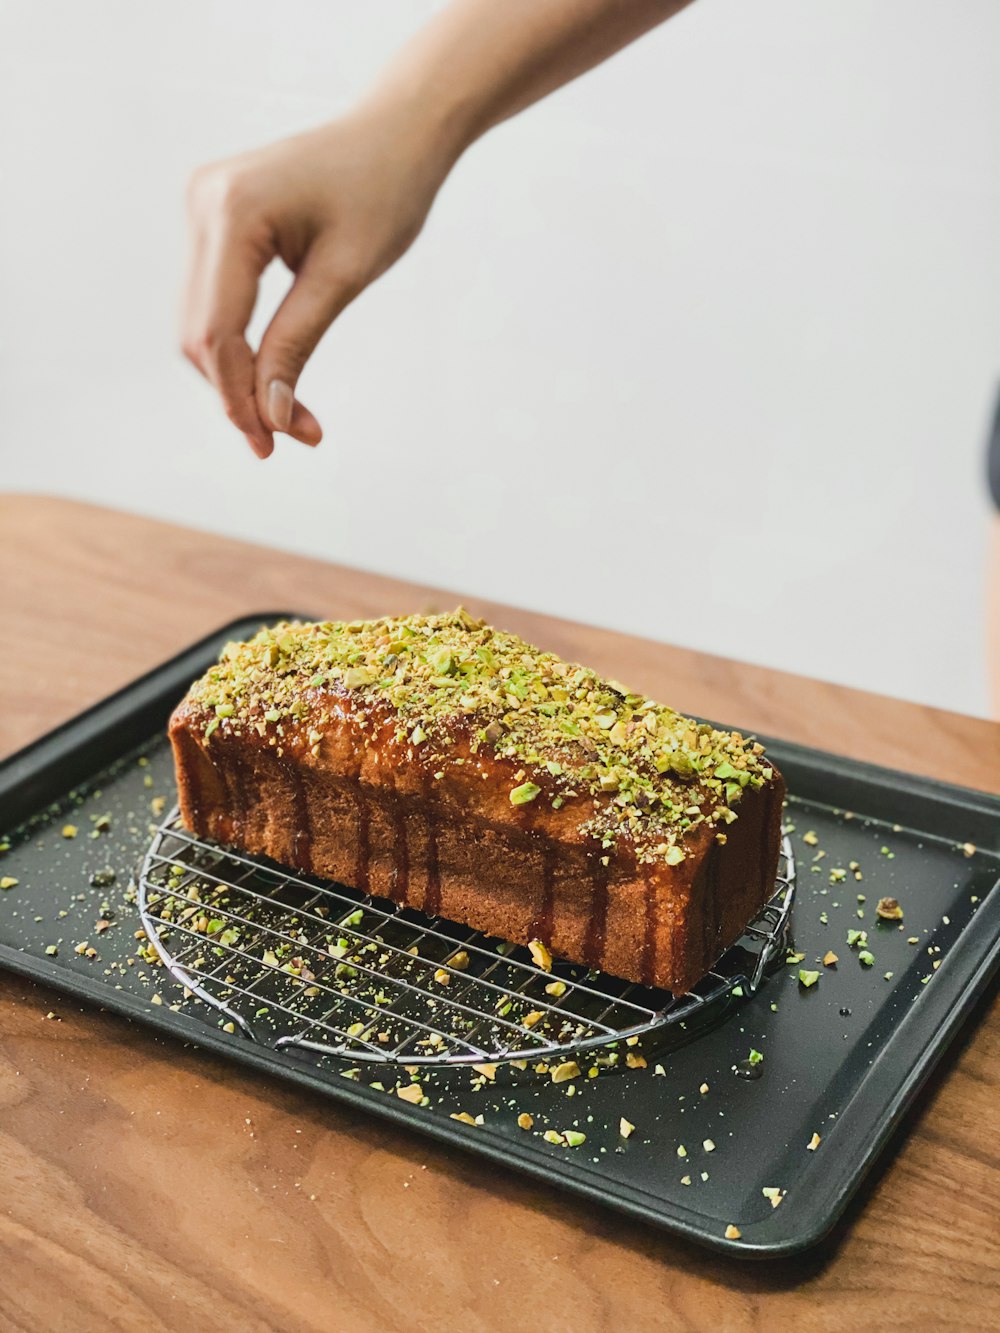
[1,615,998,1257]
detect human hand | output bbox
[182,0,686,458]
[182,106,457,457]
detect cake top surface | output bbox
[186,610,775,862]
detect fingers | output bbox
[255,244,361,444]
[198,232,274,458]
[214,334,275,459]
[182,163,350,454]
[181,170,275,458]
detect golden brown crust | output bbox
[169,614,785,993]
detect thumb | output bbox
[256,248,358,442]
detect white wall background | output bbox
[1,0,997,717]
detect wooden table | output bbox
[1,495,998,1333]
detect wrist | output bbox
[354,63,487,181]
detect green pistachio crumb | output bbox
[342,666,375,689]
[510,781,541,806]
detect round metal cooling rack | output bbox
[138,809,795,1067]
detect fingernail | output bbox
[267,379,293,432]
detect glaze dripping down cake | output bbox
[168,611,785,994]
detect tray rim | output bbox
[1,612,998,1258]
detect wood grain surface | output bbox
[1,493,998,1333]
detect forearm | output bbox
[360,0,691,166]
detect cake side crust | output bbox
[169,696,785,993]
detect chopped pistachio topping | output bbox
[184,610,775,861]
[551,1060,580,1084]
[875,896,904,921]
[509,781,541,806]
[528,939,553,971]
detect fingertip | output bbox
[288,399,323,447]
[245,433,274,459]
[289,423,322,447]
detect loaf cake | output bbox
[168,611,785,994]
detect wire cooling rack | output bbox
[137,810,795,1067]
